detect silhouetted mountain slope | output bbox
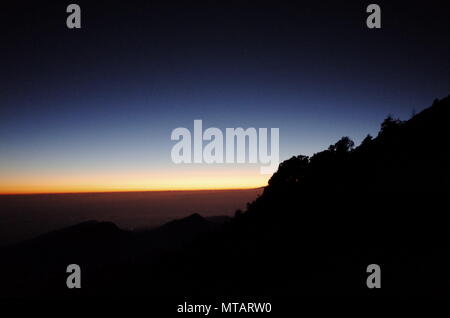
[1,96,450,300]
[134,213,225,251]
[157,213,214,234]
[0,214,225,297]
[19,221,125,247]
[226,96,450,296]
[198,96,450,297]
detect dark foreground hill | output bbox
[1,96,450,301]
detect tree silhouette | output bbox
[329,136,355,154]
[379,115,403,136]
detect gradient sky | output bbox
[1,1,449,193]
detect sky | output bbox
[1,1,449,193]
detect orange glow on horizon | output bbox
[0,168,269,195]
[0,186,264,195]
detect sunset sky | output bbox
[1,1,449,194]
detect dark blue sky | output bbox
[1,1,449,192]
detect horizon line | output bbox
[0,186,265,196]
